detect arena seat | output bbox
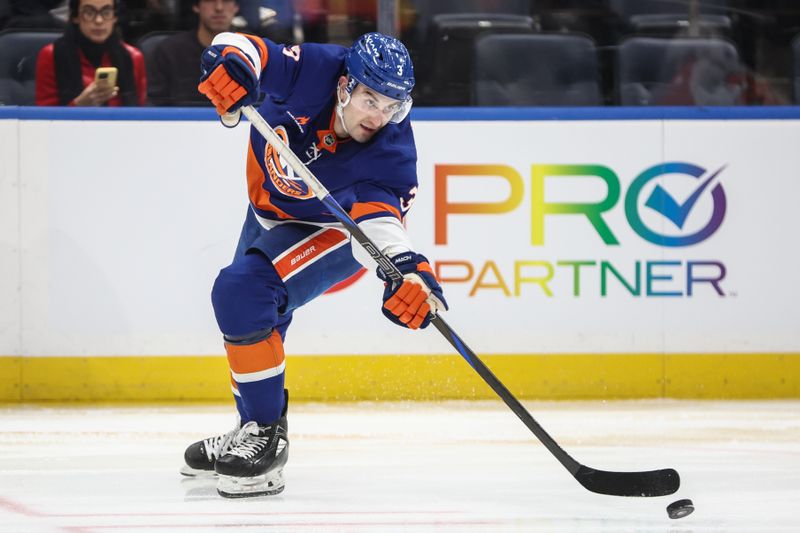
[418,13,535,106]
[609,0,731,36]
[617,36,741,105]
[0,29,61,105]
[473,33,602,106]
[793,34,800,103]
[135,31,177,68]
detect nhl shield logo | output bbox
[323,133,335,147]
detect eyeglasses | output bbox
[79,5,115,22]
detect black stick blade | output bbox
[574,465,680,497]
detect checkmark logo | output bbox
[644,165,725,229]
[625,161,727,247]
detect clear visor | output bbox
[347,86,413,124]
[389,97,412,123]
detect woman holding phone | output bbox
[35,0,146,106]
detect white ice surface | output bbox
[0,400,798,532]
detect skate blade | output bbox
[180,465,218,477]
[217,470,285,498]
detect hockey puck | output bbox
[667,498,694,519]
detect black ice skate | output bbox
[180,420,240,477]
[215,413,289,498]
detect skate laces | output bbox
[202,426,238,461]
[227,421,271,460]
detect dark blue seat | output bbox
[418,13,536,105]
[473,33,602,106]
[609,0,731,35]
[135,31,177,68]
[617,37,741,105]
[408,0,533,42]
[0,29,61,105]
[793,34,800,104]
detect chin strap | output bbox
[335,89,352,137]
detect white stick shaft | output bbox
[240,105,331,200]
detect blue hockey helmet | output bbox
[345,32,415,104]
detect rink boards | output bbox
[1,107,799,401]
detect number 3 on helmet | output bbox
[345,33,415,124]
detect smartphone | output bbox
[94,67,118,87]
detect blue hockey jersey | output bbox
[227,35,419,228]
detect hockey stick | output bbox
[240,105,680,498]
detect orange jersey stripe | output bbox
[240,33,269,72]
[221,46,256,75]
[225,331,285,375]
[247,142,294,219]
[272,228,348,280]
[350,201,402,221]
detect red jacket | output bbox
[35,42,147,106]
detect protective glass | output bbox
[79,5,115,21]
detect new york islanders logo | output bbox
[265,126,313,199]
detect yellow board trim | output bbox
[1,353,799,402]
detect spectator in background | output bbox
[35,0,146,106]
[147,0,238,106]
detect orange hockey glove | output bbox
[378,252,448,330]
[198,45,259,115]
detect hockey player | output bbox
[180,32,447,498]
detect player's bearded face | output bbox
[337,82,401,143]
